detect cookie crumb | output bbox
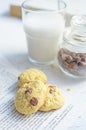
[67,88,71,91]
[78,116,82,118]
[50,64,55,68]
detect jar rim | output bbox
[22,0,66,13]
[71,15,86,27]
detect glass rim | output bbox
[22,0,67,13]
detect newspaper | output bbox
[0,53,86,130]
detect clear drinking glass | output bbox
[22,0,66,65]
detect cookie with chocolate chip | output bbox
[18,68,47,87]
[15,81,46,115]
[39,84,64,112]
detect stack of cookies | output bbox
[15,68,64,115]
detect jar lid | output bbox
[70,15,86,41]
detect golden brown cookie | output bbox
[18,68,47,87]
[15,80,47,115]
[39,84,64,112]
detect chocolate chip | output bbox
[18,76,20,80]
[63,61,77,69]
[78,62,86,66]
[74,56,81,63]
[79,53,86,58]
[30,97,38,106]
[71,52,76,58]
[49,86,56,94]
[81,57,86,62]
[66,55,73,62]
[62,48,71,54]
[59,49,63,57]
[58,48,86,76]
[49,89,55,94]
[70,62,78,69]
[63,61,69,67]
[25,88,32,94]
[59,49,70,56]
[62,54,73,62]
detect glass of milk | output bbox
[22,0,66,65]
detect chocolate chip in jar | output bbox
[81,57,86,62]
[57,16,86,78]
[74,56,81,64]
[69,61,78,70]
[58,48,86,77]
[78,61,86,66]
[62,54,73,63]
[70,52,76,58]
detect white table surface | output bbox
[0,2,86,130]
[0,15,86,130]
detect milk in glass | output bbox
[23,12,65,64]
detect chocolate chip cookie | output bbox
[39,84,64,112]
[15,80,47,115]
[18,68,47,87]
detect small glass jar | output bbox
[57,15,86,78]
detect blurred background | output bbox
[0,0,86,18]
[0,0,86,54]
[0,0,11,16]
